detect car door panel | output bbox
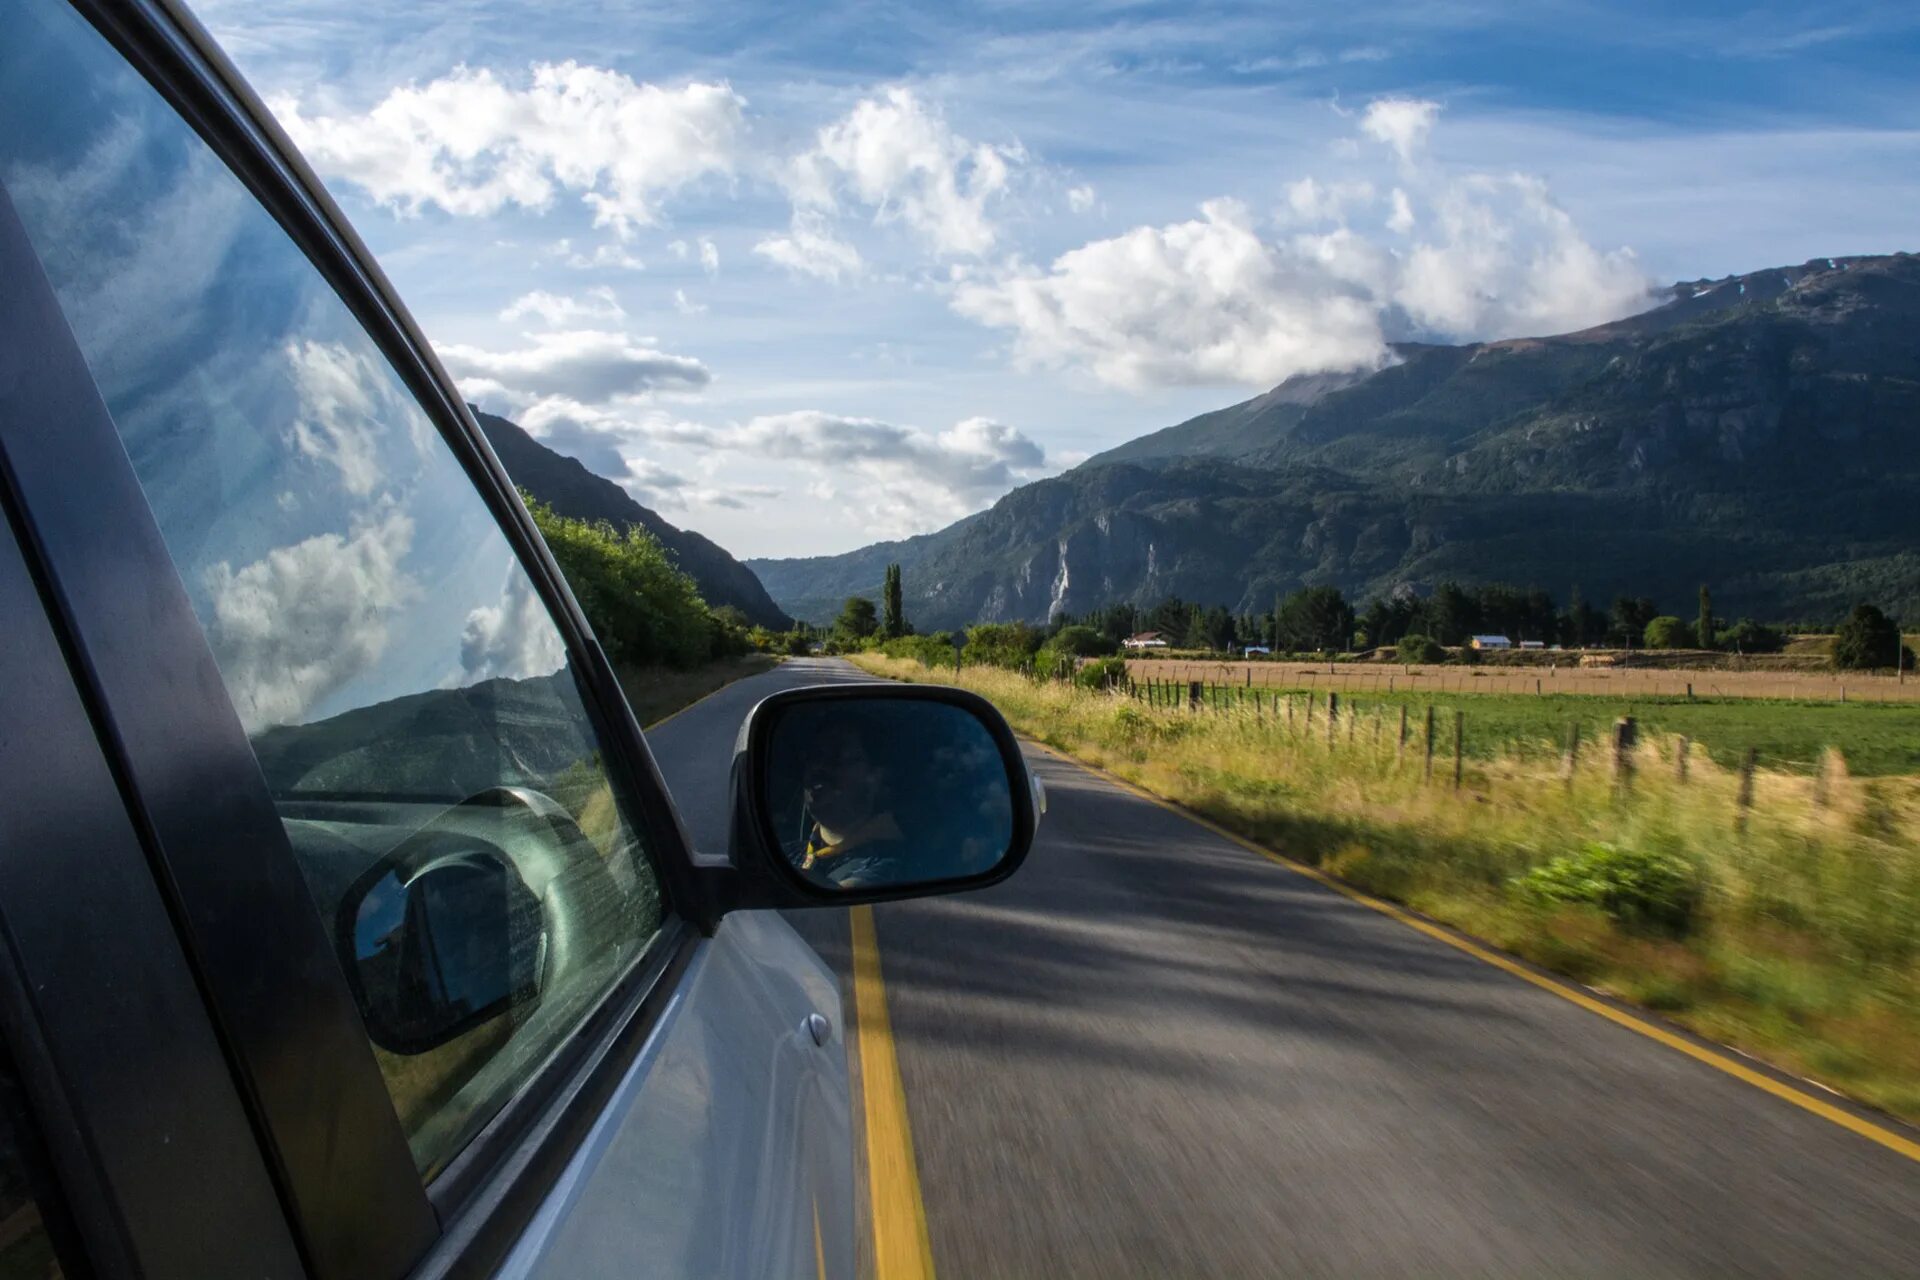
[499,911,851,1280]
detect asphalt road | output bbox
[647,658,1920,1278]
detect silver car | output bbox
[0,1,1034,1275]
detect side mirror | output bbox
[724,683,1037,907]
[334,787,593,1054]
[341,848,542,1053]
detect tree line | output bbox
[828,565,1914,673]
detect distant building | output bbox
[1470,634,1513,650]
[1519,640,1546,650]
[1123,631,1170,650]
[1243,645,1272,656]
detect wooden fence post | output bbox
[1563,721,1580,788]
[1327,691,1339,748]
[1423,707,1436,783]
[1452,710,1464,790]
[1397,706,1409,760]
[1675,735,1689,785]
[1735,748,1757,833]
[1612,716,1637,789]
[1306,692,1316,729]
[1188,680,1202,711]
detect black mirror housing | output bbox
[715,683,1037,913]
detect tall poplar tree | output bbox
[882,563,906,639]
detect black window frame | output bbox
[1,1,725,1276]
[0,436,304,1276]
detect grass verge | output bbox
[619,653,777,728]
[854,653,1920,1125]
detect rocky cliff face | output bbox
[750,254,1920,628]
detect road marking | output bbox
[850,904,938,1279]
[1021,737,1920,1166]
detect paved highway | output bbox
[648,658,1920,1278]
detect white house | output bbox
[1123,631,1170,650]
[1519,640,1546,650]
[1469,634,1513,650]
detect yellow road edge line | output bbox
[1019,736,1920,1166]
[850,904,938,1279]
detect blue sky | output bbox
[203,0,1920,558]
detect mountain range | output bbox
[748,253,1920,629]
[474,408,793,629]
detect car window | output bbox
[0,0,663,1181]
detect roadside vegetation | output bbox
[852,649,1920,1124]
[524,496,810,720]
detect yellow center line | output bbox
[851,904,938,1279]
[1020,736,1920,1166]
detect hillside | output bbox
[750,254,1920,628]
[474,408,792,629]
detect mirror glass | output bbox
[348,849,544,1053]
[762,697,1018,891]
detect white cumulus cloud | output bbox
[203,510,416,732]
[460,569,567,684]
[499,286,624,326]
[640,408,1050,535]
[1394,173,1652,336]
[439,329,711,402]
[754,212,864,281]
[948,101,1656,391]
[952,198,1390,390]
[270,63,746,235]
[1360,97,1441,163]
[1281,177,1374,225]
[789,87,1019,257]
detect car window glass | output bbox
[0,0,663,1181]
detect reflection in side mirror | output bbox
[732,684,1037,902]
[341,844,543,1054]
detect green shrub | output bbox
[1719,617,1785,654]
[1515,843,1703,938]
[1832,603,1911,671]
[1643,616,1696,649]
[1076,655,1129,691]
[1396,633,1444,663]
[964,622,1045,669]
[1047,624,1119,658]
[525,495,714,668]
[879,633,958,667]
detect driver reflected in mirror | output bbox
[798,720,911,887]
[766,697,1018,892]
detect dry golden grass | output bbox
[856,654,1920,1123]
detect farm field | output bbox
[1123,677,1920,776]
[1126,657,1920,703]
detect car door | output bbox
[0,0,851,1275]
